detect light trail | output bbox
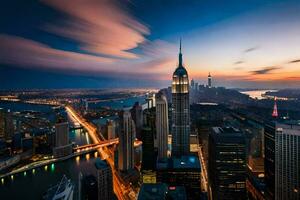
[65,106,133,200]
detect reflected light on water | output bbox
[76,156,80,165]
[44,165,48,171]
[51,164,55,172]
[85,132,90,144]
[85,154,90,161]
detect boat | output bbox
[43,175,74,200]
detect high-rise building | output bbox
[171,40,190,157]
[0,108,4,139]
[208,127,247,200]
[275,122,300,200]
[264,121,276,200]
[53,120,72,158]
[156,155,201,200]
[155,92,169,159]
[107,119,116,140]
[131,102,143,139]
[141,126,155,170]
[4,109,14,140]
[208,72,212,88]
[118,110,135,171]
[138,183,187,200]
[190,79,195,90]
[95,158,113,200]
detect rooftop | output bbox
[157,155,201,170]
[138,183,168,200]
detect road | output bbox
[66,105,135,200]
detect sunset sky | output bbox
[1,0,300,89]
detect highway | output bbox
[65,105,136,200]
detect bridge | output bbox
[74,138,142,152]
[65,105,142,200]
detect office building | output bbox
[275,122,300,200]
[0,108,4,139]
[208,127,247,200]
[53,120,72,158]
[208,72,212,88]
[138,183,187,200]
[155,92,169,159]
[95,158,113,200]
[171,40,190,157]
[5,109,14,140]
[118,110,135,171]
[107,119,116,140]
[156,155,201,200]
[131,102,143,139]
[141,126,155,170]
[264,121,276,200]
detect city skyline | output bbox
[1,0,300,89]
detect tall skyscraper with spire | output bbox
[171,40,190,157]
[272,97,278,118]
[208,72,212,88]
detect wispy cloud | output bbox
[244,46,259,53]
[42,0,149,59]
[288,59,300,64]
[0,34,173,79]
[234,60,244,65]
[250,66,281,75]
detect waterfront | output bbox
[240,90,277,100]
[0,94,143,200]
[0,153,99,200]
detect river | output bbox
[240,90,277,100]
[0,94,146,200]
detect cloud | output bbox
[0,34,173,80]
[41,0,149,59]
[250,66,281,75]
[234,61,244,65]
[244,46,259,53]
[288,59,300,64]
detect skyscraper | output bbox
[53,120,72,158]
[131,102,143,139]
[118,110,135,171]
[190,79,195,90]
[208,127,247,200]
[4,109,14,140]
[0,108,4,139]
[171,40,190,157]
[275,123,300,200]
[155,92,169,159]
[107,119,116,140]
[95,158,113,200]
[208,72,212,88]
[264,121,276,200]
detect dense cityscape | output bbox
[1,1,300,200]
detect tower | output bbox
[95,158,113,200]
[118,110,135,171]
[208,72,212,88]
[275,123,300,200]
[156,92,169,159]
[171,40,190,157]
[272,97,278,118]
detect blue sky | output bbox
[0,0,300,89]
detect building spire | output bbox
[272,97,278,118]
[179,38,183,66]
